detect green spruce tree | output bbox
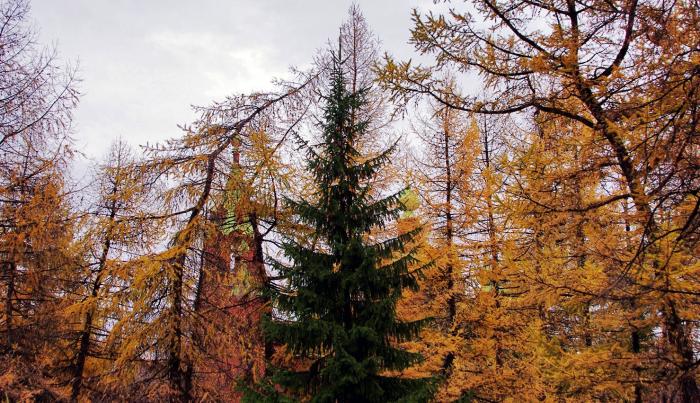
[245,48,432,403]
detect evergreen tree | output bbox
[247,49,432,403]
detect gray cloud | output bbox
[30,0,428,165]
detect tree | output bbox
[246,47,432,403]
[0,159,76,401]
[64,140,159,402]
[379,0,700,399]
[395,89,475,400]
[405,99,545,401]
[0,0,79,399]
[95,9,390,399]
[100,62,317,403]
[501,115,637,400]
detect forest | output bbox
[1,0,699,401]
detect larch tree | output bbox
[101,63,319,402]
[379,0,700,399]
[0,0,79,399]
[502,114,639,400]
[64,140,161,402]
[451,114,545,401]
[396,88,475,400]
[407,101,542,401]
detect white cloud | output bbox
[147,30,281,97]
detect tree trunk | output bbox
[4,261,15,351]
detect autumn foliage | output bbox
[1,0,699,401]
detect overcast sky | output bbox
[30,1,431,167]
